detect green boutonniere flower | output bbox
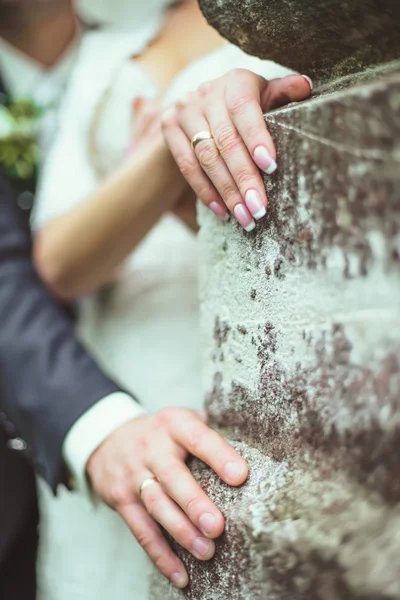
[0,97,47,181]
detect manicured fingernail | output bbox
[199,513,216,535]
[253,146,277,175]
[209,201,229,220]
[225,462,244,481]
[244,189,266,220]
[233,204,255,232]
[171,572,188,588]
[193,537,212,558]
[301,74,313,91]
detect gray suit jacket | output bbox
[0,168,125,562]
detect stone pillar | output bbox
[150,2,400,598]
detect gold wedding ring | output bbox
[139,476,159,497]
[191,130,214,150]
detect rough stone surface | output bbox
[199,0,400,84]
[150,73,400,599]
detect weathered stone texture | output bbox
[150,74,400,599]
[199,0,400,84]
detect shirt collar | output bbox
[0,22,83,103]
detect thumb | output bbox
[260,74,312,112]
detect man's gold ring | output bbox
[191,130,214,150]
[139,476,159,497]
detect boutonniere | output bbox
[0,98,47,181]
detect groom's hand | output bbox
[86,408,248,589]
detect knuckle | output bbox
[145,493,162,518]
[220,184,241,208]
[175,96,188,111]
[185,495,201,516]
[186,425,205,455]
[157,463,180,487]
[214,124,241,156]
[110,481,130,506]
[155,407,176,427]
[245,122,267,143]
[196,183,215,203]
[227,67,246,80]
[175,153,198,179]
[153,552,168,575]
[197,142,220,170]
[137,434,150,457]
[198,81,212,96]
[228,94,255,117]
[161,109,177,128]
[135,529,155,553]
[235,168,257,190]
[172,522,191,544]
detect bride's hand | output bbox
[161,70,312,231]
[86,407,248,589]
[127,97,163,157]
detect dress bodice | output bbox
[33,25,202,413]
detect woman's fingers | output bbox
[177,102,256,231]
[222,69,278,175]
[140,481,216,561]
[117,501,189,589]
[227,73,312,173]
[163,71,313,231]
[203,91,269,222]
[161,108,228,220]
[148,455,225,539]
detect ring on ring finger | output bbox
[191,130,214,150]
[139,476,160,499]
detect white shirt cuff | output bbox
[62,392,146,502]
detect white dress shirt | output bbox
[0,32,145,500]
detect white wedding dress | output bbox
[32,6,293,598]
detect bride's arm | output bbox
[34,135,187,300]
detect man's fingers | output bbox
[168,411,248,487]
[140,482,216,561]
[148,456,225,539]
[118,502,189,589]
[162,108,228,221]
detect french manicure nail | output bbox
[225,462,243,481]
[233,204,255,232]
[245,189,266,220]
[253,146,277,175]
[193,537,212,558]
[301,74,313,91]
[199,513,216,535]
[209,201,229,220]
[171,572,188,588]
